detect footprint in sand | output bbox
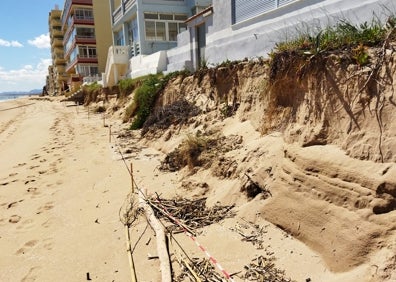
[9,215,21,223]
[29,165,40,170]
[21,266,41,282]
[9,172,18,177]
[16,219,34,231]
[39,159,47,163]
[41,218,54,228]
[42,238,54,251]
[26,187,40,198]
[36,202,54,214]
[7,199,24,209]
[24,179,36,185]
[14,163,26,168]
[31,156,40,160]
[15,240,39,255]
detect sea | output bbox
[0,93,40,102]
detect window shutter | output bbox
[233,0,298,24]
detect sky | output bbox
[0,0,63,93]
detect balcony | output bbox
[50,18,62,27]
[66,55,98,73]
[69,14,94,27]
[103,45,130,87]
[112,0,136,24]
[62,0,93,28]
[64,36,96,57]
[51,38,63,47]
[51,29,63,38]
[53,53,66,65]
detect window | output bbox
[144,13,187,42]
[75,9,93,20]
[115,29,124,45]
[128,17,139,44]
[76,65,98,76]
[76,27,95,38]
[78,46,96,58]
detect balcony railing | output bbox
[130,42,140,57]
[83,74,101,84]
[112,0,137,24]
[66,55,98,72]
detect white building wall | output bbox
[167,0,396,73]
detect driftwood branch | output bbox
[138,190,172,282]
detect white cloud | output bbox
[0,58,52,91]
[0,38,23,47]
[28,33,50,49]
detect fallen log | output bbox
[138,189,172,282]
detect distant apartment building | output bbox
[48,7,68,95]
[61,0,112,91]
[103,0,212,87]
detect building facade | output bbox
[61,0,112,91]
[103,0,212,86]
[48,7,68,95]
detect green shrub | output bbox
[130,74,163,129]
[118,78,139,98]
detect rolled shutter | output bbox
[233,0,276,23]
[279,0,296,7]
[233,0,299,24]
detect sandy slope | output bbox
[1,97,395,282]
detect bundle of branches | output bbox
[142,99,201,136]
[148,196,235,233]
[175,257,228,282]
[243,256,295,282]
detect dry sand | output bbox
[0,97,395,282]
[0,98,130,281]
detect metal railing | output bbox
[112,0,137,24]
[83,74,101,84]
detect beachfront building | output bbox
[62,0,112,92]
[103,0,212,87]
[48,7,68,96]
[46,66,55,96]
[166,0,396,73]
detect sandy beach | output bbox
[0,98,130,281]
[1,95,395,282]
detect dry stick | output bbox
[138,189,172,282]
[181,256,202,282]
[130,163,134,193]
[109,125,112,143]
[125,226,138,282]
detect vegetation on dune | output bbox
[83,82,102,105]
[129,74,164,129]
[268,16,396,82]
[273,17,395,56]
